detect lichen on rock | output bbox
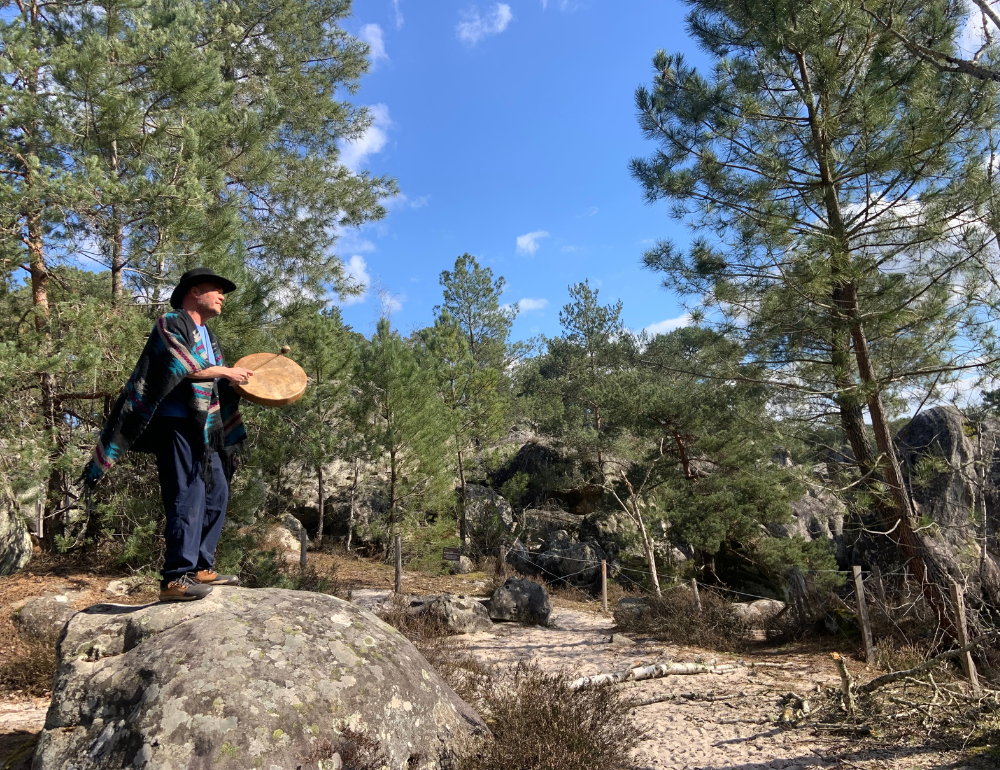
[32,587,484,770]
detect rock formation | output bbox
[32,587,484,770]
[487,577,551,625]
[0,504,32,576]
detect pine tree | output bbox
[352,318,450,592]
[437,254,520,370]
[630,0,1000,627]
[417,311,507,552]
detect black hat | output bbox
[169,267,237,309]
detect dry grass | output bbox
[613,585,752,652]
[374,593,457,642]
[0,556,156,699]
[0,626,57,698]
[299,727,391,770]
[454,661,641,770]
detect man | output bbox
[83,268,253,602]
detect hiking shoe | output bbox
[159,573,214,602]
[194,570,239,586]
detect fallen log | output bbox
[628,690,743,707]
[570,660,794,690]
[857,629,1000,695]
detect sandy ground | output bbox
[1,568,993,769]
[355,589,991,770]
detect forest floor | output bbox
[1,551,997,770]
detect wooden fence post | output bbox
[949,581,981,694]
[299,528,308,575]
[601,560,608,612]
[852,566,875,664]
[691,578,702,613]
[499,545,508,579]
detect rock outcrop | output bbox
[896,406,1000,599]
[509,530,608,590]
[769,487,847,565]
[32,587,484,770]
[13,590,83,639]
[0,505,32,576]
[487,577,551,625]
[407,594,494,634]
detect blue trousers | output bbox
[154,418,229,585]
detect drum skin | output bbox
[232,353,308,407]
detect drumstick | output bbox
[240,345,290,384]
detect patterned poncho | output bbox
[82,309,246,488]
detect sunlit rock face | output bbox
[32,588,484,770]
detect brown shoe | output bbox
[194,570,240,586]
[159,573,214,602]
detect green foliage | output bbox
[751,537,845,595]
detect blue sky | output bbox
[336,1,709,341]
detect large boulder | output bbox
[769,486,847,564]
[407,594,494,634]
[32,587,484,770]
[13,590,83,639]
[487,577,551,625]
[463,485,516,555]
[896,407,1000,597]
[510,530,608,590]
[0,505,32,576]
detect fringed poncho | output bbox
[82,310,246,488]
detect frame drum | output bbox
[232,353,308,407]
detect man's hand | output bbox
[187,366,254,383]
[224,367,255,384]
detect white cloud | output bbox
[341,255,371,305]
[541,0,577,10]
[359,24,388,66]
[516,229,549,255]
[457,4,514,46]
[340,103,391,172]
[383,192,430,211]
[586,206,599,217]
[518,297,548,312]
[337,228,376,254]
[645,314,691,337]
[392,0,404,28]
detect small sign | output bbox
[442,547,462,562]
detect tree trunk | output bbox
[390,450,401,593]
[347,459,358,552]
[634,501,661,596]
[315,464,324,549]
[457,447,467,549]
[110,206,124,303]
[795,49,955,634]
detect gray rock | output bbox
[896,406,1000,599]
[769,487,846,564]
[464,484,515,533]
[613,597,649,627]
[487,578,551,625]
[0,505,32,577]
[453,555,475,574]
[508,532,608,590]
[409,594,494,634]
[32,587,484,770]
[13,591,81,639]
[730,599,786,628]
[609,633,635,646]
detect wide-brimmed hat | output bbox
[169,267,237,309]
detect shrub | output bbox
[0,626,57,697]
[375,594,457,642]
[613,585,752,651]
[456,661,640,770]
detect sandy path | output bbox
[354,591,985,770]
